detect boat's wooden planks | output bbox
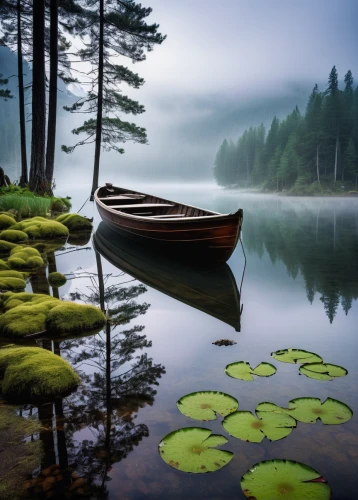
[109,203,174,209]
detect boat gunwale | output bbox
[94,186,241,224]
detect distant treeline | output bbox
[213,67,358,193]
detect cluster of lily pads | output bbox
[158,347,352,499]
[271,348,348,381]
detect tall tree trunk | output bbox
[333,135,339,183]
[316,144,320,185]
[45,0,59,193]
[17,0,28,186]
[30,0,46,193]
[90,0,104,200]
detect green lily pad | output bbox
[222,410,296,443]
[241,459,331,500]
[158,427,233,473]
[225,361,276,381]
[256,398,353,425]
[271,348,322,364]
[177,391,238,421]
[299,363,347,381]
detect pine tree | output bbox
[344,138,358,187]
[62,0,166,198]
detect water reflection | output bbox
[93,222,242,331]
[242,198,358,323]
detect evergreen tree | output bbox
[344,138,358,187]
[61,0,166,198]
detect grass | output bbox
[0,185,72,218]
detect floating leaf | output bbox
[271,348,322,364]
[241,459,331,500]
[158,427,233,473]
[256,398,353,425]
[222,410,296,443]
[177,391,238,421]
[225,361,276,381]
[299,363,347,381]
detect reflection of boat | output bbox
[93,222,242,331]
[94,184,243,263]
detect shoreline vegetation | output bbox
[222,184,358,197]
[214,66,358,195]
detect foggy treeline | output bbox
[214,67,358,193]
[0,0,165,195]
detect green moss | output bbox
[46,302,105,333]
[0,259,9,270]
[0,346,80,400]
[0,229,28,243]
[0,292,105,337]
[56,213,93,231]
[48,272,67,288]
[0,277,26,291]
[0,405,43,500]
[0,214,16,230]
[12,218,69,240]
[0,240,16,253]
[0,270,24,279]
[8,246,44,270]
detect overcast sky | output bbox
[61,0,358,183]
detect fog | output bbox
[22,0,358,185]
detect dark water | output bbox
[11,188,358,499]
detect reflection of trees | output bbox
[243,200,358,323]
[59,252,165,498]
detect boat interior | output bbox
[98,184,216,218]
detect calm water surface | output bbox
[16,188,358,499]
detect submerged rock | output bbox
[0,404,43,500]
[212,339,237,346]
[0,346,80,401]
[48,271,67,288]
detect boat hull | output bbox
[95,186,243,264]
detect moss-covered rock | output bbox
[0,214,16,230]
[0,270,24,279]
[0,229,28,243]
[46,302,105,334]
[0,292,106,337]
[48,272,67,288]
[0,259,9,271]
[13,218,69,240]
[0,405,43,500]
[7,246,44,270]
[0,346,80,400]
[56,213,93,231]
[0,240,16,253]
[0,277,26,291]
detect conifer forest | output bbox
[214,67,358,194]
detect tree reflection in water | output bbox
[21,250,165,499]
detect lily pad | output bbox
[222,410,296,443]
[256,398,353,425]
[299,363,347,381]
[225,361,276,381]
[158,427,233,473]
[177,391,238,421]
[271,348,322,364]
[241,459,331,500]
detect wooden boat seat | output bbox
[150,214,186,218]
[110,203,174,209]
[99,195,140,202]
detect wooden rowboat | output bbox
[94,184,243,263]
[93,222,242,331]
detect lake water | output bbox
[8,187,358,499]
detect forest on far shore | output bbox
[213,66,358,194]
